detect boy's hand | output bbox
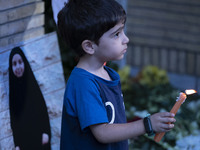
[150,112,176,133]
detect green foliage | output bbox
[118,66,131,91]
[138,65,169,88]
[118,65,200,150]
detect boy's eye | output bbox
[114,32,120,38]
[115,32,120,36]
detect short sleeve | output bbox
[65,76,109,130]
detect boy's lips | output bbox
[122,47,127,53]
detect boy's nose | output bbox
[123,34,129,44]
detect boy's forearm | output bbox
[90,119,146,144]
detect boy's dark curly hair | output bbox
[57,0,126,57]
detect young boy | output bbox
[57,0,176,149]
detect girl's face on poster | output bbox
[12,54,25,78]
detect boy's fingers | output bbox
[159,123,174,132]
[161,112,175,117]
[163,123,174,129]
[163,118,176,123]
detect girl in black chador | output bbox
[9,47,51,150]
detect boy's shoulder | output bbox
[66,66,120,90]
[69,67,96,80]
[67,67,99,87]
[65,67,101,97]
[69,66,120,81]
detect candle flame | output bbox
[185,89,197,95]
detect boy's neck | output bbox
[76,55,112,81]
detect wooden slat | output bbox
[0,1,44,24]
[197,55,200,76]
[0,0,41,11]
[128,0,200,16]
[127,27,200,45]
[127,44,200,76]
[151,48,159,66]
[128,0,200,7]
[178,52,186,74]
[169,50,177,72]
[128,46,142,67]
[127,17,200,35]
[127,35,200,52]
[160,48,168,70]
[187,53,195,74]
[127,8,200,25]
[143,47,151,66]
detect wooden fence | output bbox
[126,0,200,77]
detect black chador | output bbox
[9,47,51,150]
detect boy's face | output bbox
[93,21,129,62]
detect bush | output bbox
[118,65,200,150]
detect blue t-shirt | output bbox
[60,66,128,150]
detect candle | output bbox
[154,92,187,142]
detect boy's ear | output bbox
[81,40,95,55]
